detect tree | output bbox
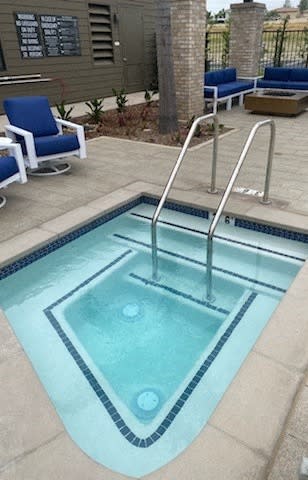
[298,0,308,13]
[155,0,178,134]
[265,9,280,20]
[283,0,291,7]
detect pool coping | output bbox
[1,181,308,479]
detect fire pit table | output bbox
[244,90,308,116]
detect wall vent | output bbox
[88,3,114,64]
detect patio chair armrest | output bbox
[55,118,81,130]
[4,124,36,161]
[55,118,86,159]
[7,143,27,183]
[237,76,262,89]
[204,85,218,99]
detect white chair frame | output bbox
[205,77,259,114]
[4,118,86,171]
[0,140,27,208]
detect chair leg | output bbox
[226,98,232,110]
[27,161,72,177]
[239,94,244,106]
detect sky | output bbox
[207,0,297,13]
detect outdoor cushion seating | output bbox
[257,67,308,90]
[0,139,27,208]
[3,96,86,175]
[204,68,256,113]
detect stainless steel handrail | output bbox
[151,113,219,280]
[206,119,276,301]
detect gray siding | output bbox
[0,0,156,113]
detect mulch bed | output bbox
[73,101,229,148]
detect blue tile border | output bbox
[234,218,308,244]
[114,234,287,294]
[129,273,230,315]
[44,251,257,448]
[0,195,307,282]
[130,213,306,262]
[0,195,305,447]
[0,196,207,282]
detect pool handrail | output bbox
[151,113,219,280]
[206,118,276,301]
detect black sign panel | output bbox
[40,15,81,57]
[15,13,44,58]
[15,13,81,58]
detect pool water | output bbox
[0,198,307,477]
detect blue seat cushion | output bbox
[289,68,308,82]
[0,156,19,182]
[204,68,237,86]
[34,134,80,157]
[285,81,308,90]
[263,67,291,81]
[3,96,59,137]
[204,80,254,98]
[257,79,290,89]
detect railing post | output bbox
[207,115,219,194]
[151,113,219,280]
[206,119,275,301]
[260,120,275,205]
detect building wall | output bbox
[0,0,156,113]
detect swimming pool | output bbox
[0,196,307,477]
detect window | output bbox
[88,3,114,64]
[0,41,6,71]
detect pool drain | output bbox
[133,389,161,420]
[137,391,159,411]
[122,303,140,320]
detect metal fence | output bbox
[205,28,308,72]
[260,29,308,70]
[205,31,229,71]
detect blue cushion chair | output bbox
[3,96,86,176]
[0,139,27,208]
[204,68,256,114]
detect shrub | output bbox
[55,100,74,121]
[85,98,104,124]
[112,88,128,113]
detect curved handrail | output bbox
[206,119,276,301]
[151,113,219,280]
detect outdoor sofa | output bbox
[204,67,257,113]
[257,67,308,91]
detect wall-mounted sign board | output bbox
[15,12,81,58]
[15,13,44,58]
[40,15,81,57]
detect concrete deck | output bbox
[0,98,308,479]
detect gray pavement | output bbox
[0,99,308,479]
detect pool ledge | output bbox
[0,184,308,479]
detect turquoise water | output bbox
[0,201,307,476]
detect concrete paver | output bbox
[0,353,63,468]
[209,351,302,457]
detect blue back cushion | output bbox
[289,68,308,82]
[3,96,59,137]
[205,68,237,86]
[263,68,291,81]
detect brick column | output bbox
[170,0,206,121]
[229,2,266,76]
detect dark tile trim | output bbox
[129,273,230,315]
[44,253,257,448]
[114,234,287,294]
[130,213,306,262]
